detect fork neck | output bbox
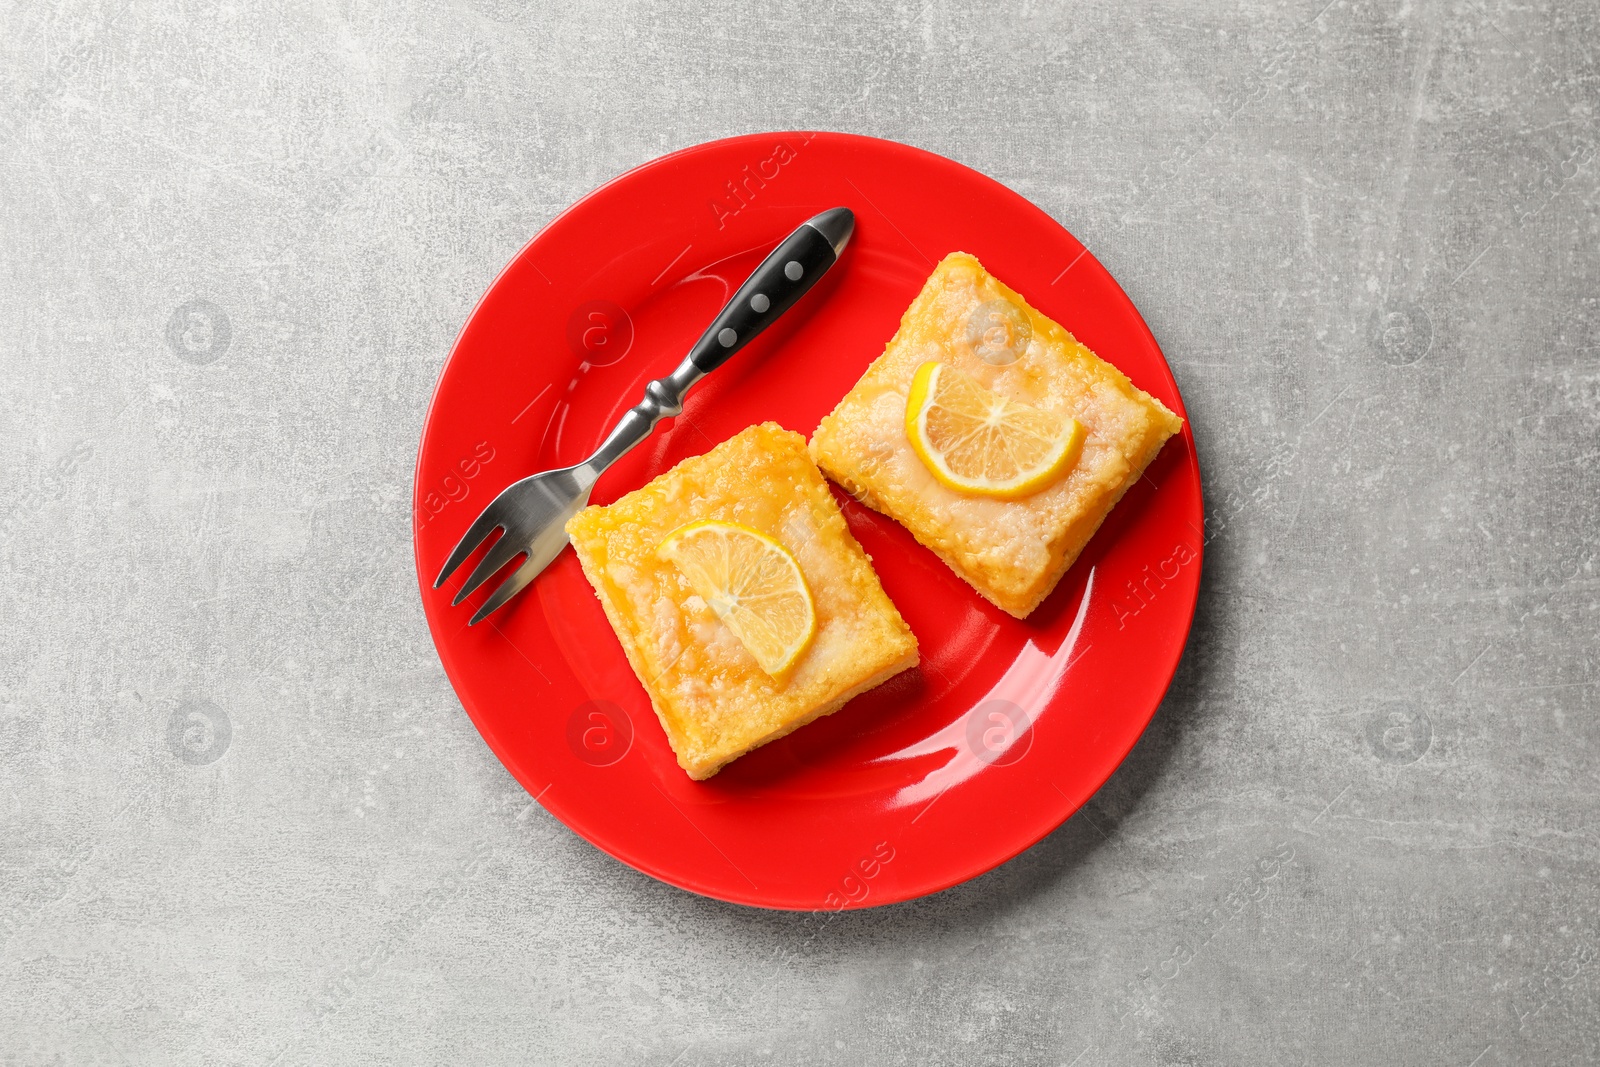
[580,357,705,481]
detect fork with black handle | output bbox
[434,206,856,624]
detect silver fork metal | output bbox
[435,206,856,624]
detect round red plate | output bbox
[413,132,1202,910]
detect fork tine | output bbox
[434,506,504,589]
[469,552,544,625]
[451,529,529,607]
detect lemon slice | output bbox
[656,520,817,676]
[905,361,1085,498]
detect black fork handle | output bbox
[686,206,855,374]
[582,207,855,476]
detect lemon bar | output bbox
[810,252,1184,619]
[565,422,918,780]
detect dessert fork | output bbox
[435,206,856,624]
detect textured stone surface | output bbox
[2,0,1597,1063]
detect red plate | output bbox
[414,133,1202,909]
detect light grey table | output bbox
[3,1,1596,1064]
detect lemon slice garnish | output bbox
[904,361,1085,498]
[656,520,817,676]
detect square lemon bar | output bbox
[811,252,1184,619]
[565,422,918,780]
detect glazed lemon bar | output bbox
[811,252,1184,619]
[565,422,918,780]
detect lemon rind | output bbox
[905,361,1085,500]
[655,519,817,676]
